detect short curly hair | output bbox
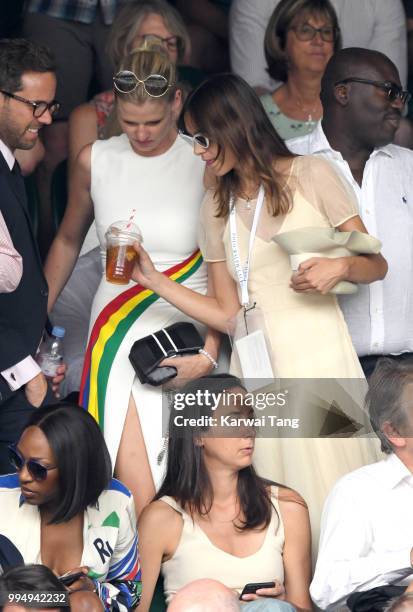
[264,0,341,82]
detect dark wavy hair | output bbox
[24,403,112,524]
[179,73,294,218]
[0,565,70,611]
[156,375,280,531]
[0,38,55,92]
[264,0,341,82]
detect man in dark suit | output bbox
[0,38,59,473]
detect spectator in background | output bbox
[175,0,230,72]
[288,47,413,378]
[311,359,413,610]
[0,564,70,612]
[261,0,340,139]
[22,0,132,252]
[138,375,310,611]
[230,0,407,93]
[0,403,141,612]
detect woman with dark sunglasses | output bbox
[44,42,221,518]
[0,403,141,612]
[261,0,341,140]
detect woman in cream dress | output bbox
[131,73,386,547]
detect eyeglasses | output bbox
[179,130,210,149]
[8,445,57,481]
[134,33,180,52]
[289,24,338,42]
[335,77,411,105]
[0,90,61,118]
[113,70,173,97]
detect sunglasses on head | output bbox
[334,77,411,105]
[179,130,210,149]
[113,70,173,97]
[8,445,57,481]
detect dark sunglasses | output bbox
[289,24,339,43]
[334,78,411,105]
[113,70,173,97]
[8,445,57,481]
[0,90,61,118]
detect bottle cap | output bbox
[52,326,66,338]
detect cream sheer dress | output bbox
[198,155,382,553]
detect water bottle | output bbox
[37,326,65,380]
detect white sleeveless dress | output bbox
[84,133,207,485]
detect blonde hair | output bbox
[105,42,178,138]
[115,41,177,104]
[107,0,190,67]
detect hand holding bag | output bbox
[129,322,204,386]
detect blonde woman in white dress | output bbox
[131,73,387,549]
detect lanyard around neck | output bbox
[229,185,265,306]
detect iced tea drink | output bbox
[105,221,142,285]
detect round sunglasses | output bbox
[113,70,173,98]
[8,445,57,481]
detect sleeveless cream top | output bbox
[160,487,285,604]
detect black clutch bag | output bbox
[129,322,204,386]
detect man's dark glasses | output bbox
[0,90,61,117]
[334,78,411,105]
[8,445,57,481]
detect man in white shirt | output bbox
[230,0,407,92]
[310,358,413,610]
[288,47,413,377]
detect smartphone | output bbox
[59,571,85,587]
[239,582,276,600]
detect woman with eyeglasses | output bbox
[138,375,311,611]
[0,403,141,612]
[45,42,221,516]
[130,71,387,550]
[260,0,341,140]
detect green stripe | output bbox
[95,255,203,431]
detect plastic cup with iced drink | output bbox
[105,220,142,284]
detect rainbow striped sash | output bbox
[79,250,203,429]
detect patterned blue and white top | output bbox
[0,474,141,611]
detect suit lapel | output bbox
[0,151,45,277]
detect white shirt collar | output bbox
[0,139,15,170]
[381,453,413,489]
[308,121,394,160]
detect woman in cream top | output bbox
[138,375,312,611]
